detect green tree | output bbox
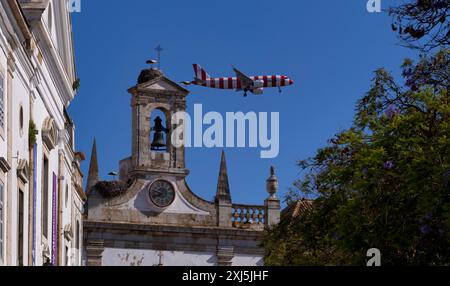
[263,50,450,266]
[263,0,450,266]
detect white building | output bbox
[0,0,85,266]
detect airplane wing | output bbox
[232,66,254,88]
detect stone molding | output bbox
[42,117,57,151]
[217,246,234,267]
[85,240,105,266]
[16,159,29,184]
[84,221,264,258]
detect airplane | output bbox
[182,64,294,97]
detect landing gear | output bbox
[278,87,282,93]
[243,89,249,97]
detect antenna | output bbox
[155,44,164,70]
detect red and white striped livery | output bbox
[183,64,294,97]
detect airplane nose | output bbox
[289,79,294,85]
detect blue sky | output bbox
[69,0,417,206]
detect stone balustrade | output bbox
[231,204,266,228]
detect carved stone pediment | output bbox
[129,69,189,97]
[42,117,58,150]
[64,224,73,240]
[17,159,29,184]
[0,157,11,173]
[41,236,50,260]
[145,80,184,93]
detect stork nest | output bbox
[137,68,163,84]
[95,180,132,198]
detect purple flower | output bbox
[384,161,394,170]
[385,105,399,119]
[420,225,432,235]
[333,233,342,241]
[444,170,450,187]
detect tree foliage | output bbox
[389,0,449,51]
[263,50,450,266]
[263,0,450,266]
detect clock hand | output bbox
[153,189,163,195]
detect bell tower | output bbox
[85,64,282,267]
[121,67,190,180]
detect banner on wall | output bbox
[32,145,37,266]
[51,173,58,266]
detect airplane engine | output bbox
[252,88,264,95]
[252,80,264,88]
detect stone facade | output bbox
[84,68,281,266]
[0,0,85,266]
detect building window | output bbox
[19,106,24,133]
[0,73,4,130]
[75,220,80,265]
[65,184,69,208]
[0,181,4,263]
[42,156,49,238]
[18,190,24,266]
[76,221,80,250]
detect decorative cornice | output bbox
[83,221,265,256]
[17,0,50,24]
[63,224,73,240]
[17,159,29,184]
[128,168,189,177]
[128,69,190,97]
[7,0,33,44]
[34,20,74,106]
[41,116,57,150]
[72,159,87,202]
[84,220,264,238]
[7,51,16,73]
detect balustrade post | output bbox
[265,167,281,228]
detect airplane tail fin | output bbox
[193,64,211,81]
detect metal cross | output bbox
[155,44,164,69]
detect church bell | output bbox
[151,132,166,151]
[151,116,168,151]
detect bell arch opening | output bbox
[149,108,170,153]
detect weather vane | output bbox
[155,44,164,69]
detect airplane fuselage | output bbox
[192,75,294,90]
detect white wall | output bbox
[102,248,264,266]
[232,254,264,266]
[102,248,218,266]
[0,27,8,266]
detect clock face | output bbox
[148,180,175,208]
